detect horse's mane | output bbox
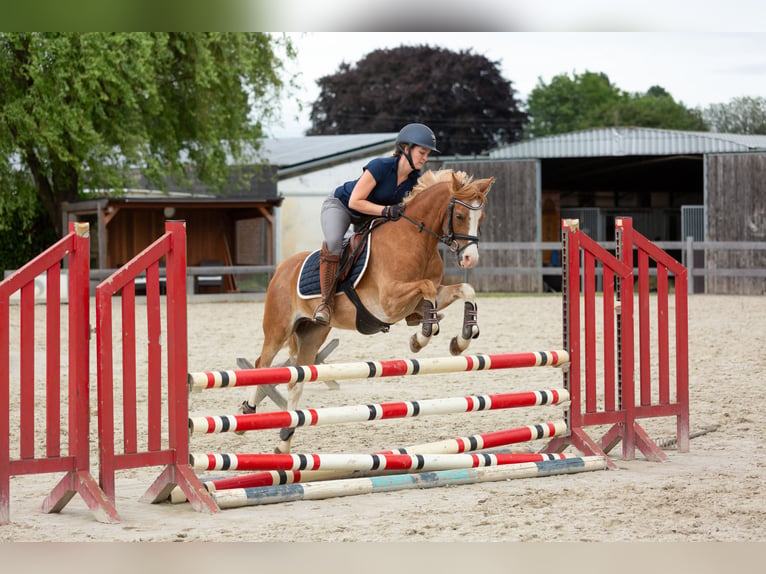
[405,169,482,205]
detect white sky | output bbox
[268,31,766,138]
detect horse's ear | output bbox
[477,177,495,195]
[450,171,463,190]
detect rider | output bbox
[312,123,439,325]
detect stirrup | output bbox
[313,303,331,325]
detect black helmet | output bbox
[396,123,439,153]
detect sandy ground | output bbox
[2,292,765,556]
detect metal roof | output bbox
[489,127,766,159]
[257,133,398,169]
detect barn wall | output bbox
[706,153,766,295]
[106,208,264,266]
[107,208,167,267]
[443,160,541,292]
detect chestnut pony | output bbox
[245,169,494,453]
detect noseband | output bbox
[401,197,484,261]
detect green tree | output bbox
[525,71,622,138]
[0,32,295,247]
[615,86,707,130]
[703,96,766,134]
[525,71,707,138]
[307,45,527,155]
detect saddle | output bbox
[297,219,392,335]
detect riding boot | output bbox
[313,244,340,325]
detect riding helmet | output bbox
[396,123,439,153]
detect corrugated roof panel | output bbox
[258,133,397,167]
[489,127,766,159]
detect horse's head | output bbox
[447,171,494,268]
[405,169,494,268]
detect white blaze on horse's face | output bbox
[459,199,484,269]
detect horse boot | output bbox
[312,244,340,325]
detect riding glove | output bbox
[381,203,404,220]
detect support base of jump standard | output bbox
[140,464,219,514]
[41,471,120,524]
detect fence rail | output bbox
[443,241,766,289]
[7,240,764,297]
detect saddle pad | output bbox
[297,238,371,300]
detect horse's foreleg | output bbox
[434,283,479,355]
[450,300,479,355]
[410,299,440,353]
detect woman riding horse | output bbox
[241,163,494,453]
[313,123,439,325]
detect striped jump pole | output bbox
[189,451,575,473]
[385,419,567,455]
[212,456,607,509]
[188,350,569,391]
[168,420,567,502]
[188,389,569,434]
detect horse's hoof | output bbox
[410,334,422,353]
[239,400,256,415]
[235,401,256,434]
[449,336,468,356]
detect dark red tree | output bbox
[307,45,526,155]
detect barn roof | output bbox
[258,133,398,176]
[489,127,766,159]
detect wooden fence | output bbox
[10,241,764,297]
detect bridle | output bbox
[401,196,485,261]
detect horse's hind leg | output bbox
[274,320,331,454]
[240,324,292,414]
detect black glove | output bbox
[381,203,404,221]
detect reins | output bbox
[400,196,484,261]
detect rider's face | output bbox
[408,145,431,169]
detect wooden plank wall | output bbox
[706,153,766,295]
[107,209,235,268]
[442,159,541,292]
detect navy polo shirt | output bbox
[334,156,420,217]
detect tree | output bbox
[307,45,526,155]
[703,96,766,134]
[525,71,707,138]
[524,71,622,138]
[615,86,707,131]
[0,32,295,242]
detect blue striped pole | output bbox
[212,456,607,509]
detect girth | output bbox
[337,219,392,335]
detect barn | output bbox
[436,127,766,295]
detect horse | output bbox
[244,169,495,453]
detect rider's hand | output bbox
[381,203,404,221]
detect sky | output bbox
[268,31,766,138]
